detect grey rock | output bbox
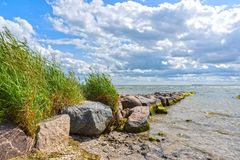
[137,95,156,106]
[0,124,33,160]
[125,106,150,133]
[121,96,142,109]
[35,114,70,153]
[63,101,113,136]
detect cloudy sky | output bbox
[0,0,240,85]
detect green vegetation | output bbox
[115,118,127,132]
[182,92,195,97]
[237,95,240,100]
[0,29,84,136]
[13,139,100,160]
[83,73,119,113]
[158,131,167,137]
[148,136,157,142]
[156,106,168,114]
[150,103,168,115]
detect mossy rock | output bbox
[149,136,157,142]
[156,106,168,114]
[182,92,195,97]
[158,131,167,137]
[150,103,167,115]
[149,104,158,116]
[167,99,175,106]
[125,121,150,133]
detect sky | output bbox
[0,0,240,85]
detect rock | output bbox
[121,108,132,118]
[156,106,168,114]
[172,93,184,102]
[0,124,33,160]
[35,114,70,153]
[121,96,142,109]
[63,101,113,136]
[165,97,175,106]
[125,106,150,133]
[137,95,156,106]
[116,109,123,121]
[157,96,167,107]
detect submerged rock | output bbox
[125,106,150,133]
[35,114,70,153]
[0,124,33,160]
[63,101,113,136]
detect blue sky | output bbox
[0,0,240,85]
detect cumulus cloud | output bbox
[0,16,93,76]
[1,0,240,84]
[44,0,240,84]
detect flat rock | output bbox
[137,95,157,106]
[0,124,33,160]
[121,96,142,109]
[125,106,150,133]
[63,101,113,136]
[35,114,70,153]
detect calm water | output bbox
[116,85,240,160]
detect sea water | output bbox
[116,85,240,160]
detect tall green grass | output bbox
[0,29,84,136]
[83,73,119,113]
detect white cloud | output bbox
[43,0,240,84]
[0,16,98,76]
[2,0,240,84]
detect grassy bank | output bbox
[0,29,84,136]
[0,29,119,136]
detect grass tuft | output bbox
[0,28,84,136]
[83,73,119,113]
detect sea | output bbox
[116,85,240,160]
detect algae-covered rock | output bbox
[149,136,157,142]
[150,103,168,115]
[125,106,150,133]
[182,92,195,97]
[156,106,168,114]
[166,97,175,106]
[158,131,167,137]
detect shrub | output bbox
[83,73,119,113]
[0,29,84,136]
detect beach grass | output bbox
[83,73,119,113]
[0,29,84,136]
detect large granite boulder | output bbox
[125,106,150,133]
[121,96,142,109]
[0,124,33,160]
[35,114,70,153]
[63,101,113,136]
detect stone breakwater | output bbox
[115,92,194,133]
[0,92,194,160]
